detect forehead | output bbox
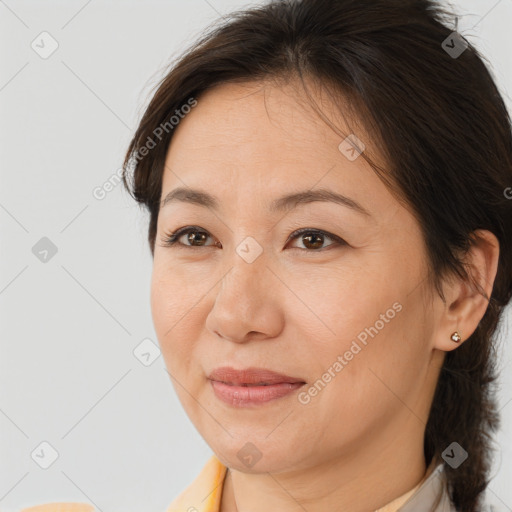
[159,80,397,221]
[167,79,361,153]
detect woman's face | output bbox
[151,80,444,474]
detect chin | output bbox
[211,440,306,474]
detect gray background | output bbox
[1,1,511,511]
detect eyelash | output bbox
[159,226,347,252]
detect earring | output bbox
[450,331,462,343]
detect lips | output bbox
[208,366,306,407]
[208,366,305,386]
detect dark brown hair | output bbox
[122,1,512,510]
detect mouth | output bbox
[218,382,281,386]
[208,366,306,386]
[207,366,306,407]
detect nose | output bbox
[205,249,284,343]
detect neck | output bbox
[220,413,428,512]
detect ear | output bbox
[433,229,500,352]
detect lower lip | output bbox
[209,380,305,407]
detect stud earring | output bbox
[450,331,462,343]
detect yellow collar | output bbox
[166,454,227,511]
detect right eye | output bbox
[160,226,220,249]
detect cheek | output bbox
[319,297,429,423]
[299,266,429,405]
[150,259,202,333]
[150,265,201,371]
[151,270,207,418]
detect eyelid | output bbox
[160,226,347,250]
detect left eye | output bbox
[286,228,345,251]
[160,226,346,251]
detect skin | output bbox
[150,79,500,512]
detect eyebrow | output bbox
[159,187,371,217]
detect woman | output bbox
[21,0,512,511]
[126,0,512,508]
[120,0,512,509]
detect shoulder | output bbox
[19,504,95,512]
[400,463,508,512]
[17,456,227,512]
[166,454,227,512]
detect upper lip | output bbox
[208,366,306,385]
